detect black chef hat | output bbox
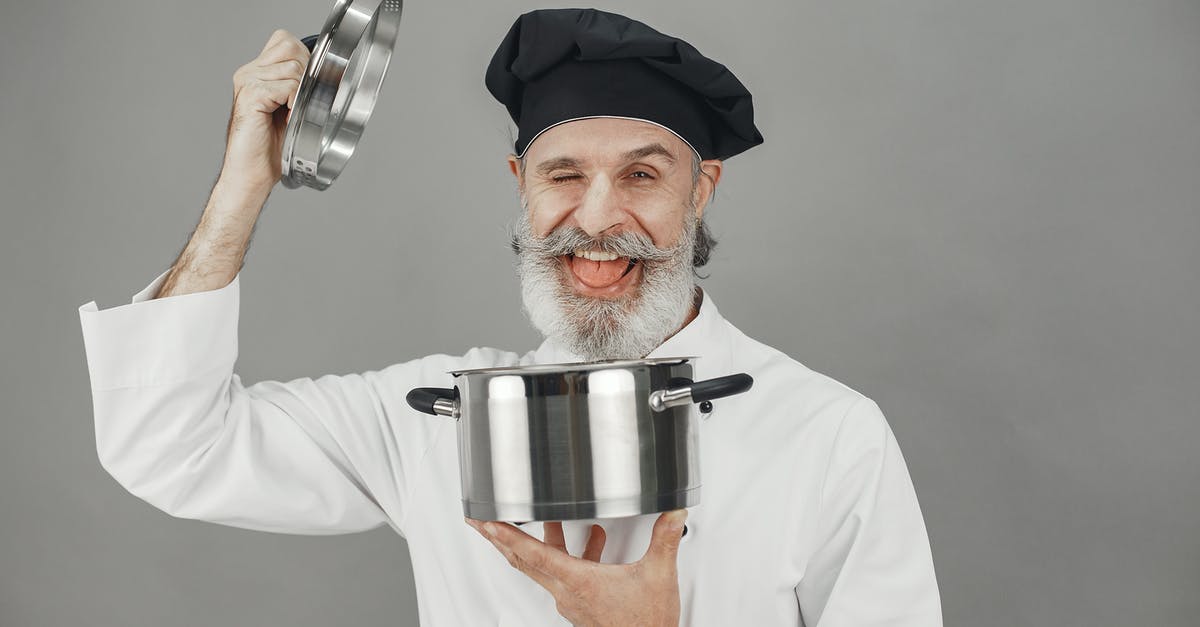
[485,8,764,161]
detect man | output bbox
[79,8,941,626]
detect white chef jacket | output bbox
[79,271,942,626]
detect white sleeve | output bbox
[795,397,943,626]
[78,271,448,536]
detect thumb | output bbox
[645,509,688,565]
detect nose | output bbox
[574,174,627,237]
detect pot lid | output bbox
[449,356,697,377]
[280,0,403,190]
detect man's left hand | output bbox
[467,509,688,627]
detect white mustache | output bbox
[512,224,680,263]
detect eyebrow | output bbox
[533,143,678,177]
[534,157,583,177]
[620,143,677,165]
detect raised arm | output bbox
[156,28,309,298]
[78,30,453,536]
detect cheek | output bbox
[528,207,565,238]
[630,196,693,246]
[628,179,695,238]
[643,215,688,247]
[527,191,581,236]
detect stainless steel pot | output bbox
[406,358,753,522]
[281,0,403,191]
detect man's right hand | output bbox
[154,30,311,300]
[221,29,311,193]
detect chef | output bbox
[79,8,941,626]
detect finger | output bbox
[245,78,301,112]
[240,61,305,111]
[543,522,567,553]
[258,37,310,66]
[581,524,606,562]
[260,29,295,54]
[472,523,566,593]
[252,59,306,83]
[487,521,582,583]
[643,509,688,566]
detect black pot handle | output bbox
[691,373,754,403]
[406,387,459,418]
[649,373,753,412]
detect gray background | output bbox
[1,0,1196,625]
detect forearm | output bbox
[155,177,273,298]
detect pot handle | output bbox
[649,373,754,412]
[301,34,319,52]
[406,387,459,419]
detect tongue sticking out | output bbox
[570,255,633,288]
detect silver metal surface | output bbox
[450,356,694,376]
[450,360,703,522]
[648,386,693,412]
[432,398,458,419]
[281,0,403,190]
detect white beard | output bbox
[513,212,698,361]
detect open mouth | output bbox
[565,249,640,289]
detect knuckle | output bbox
[288,39,311,58]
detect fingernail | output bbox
[465,518,481,531]
[482,522,498,538]
[670,510,689,531]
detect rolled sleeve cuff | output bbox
[78,271,240,391]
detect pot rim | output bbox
[448,356,697,377]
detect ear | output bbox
[507,154,523,189]
[691,159,723,221]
